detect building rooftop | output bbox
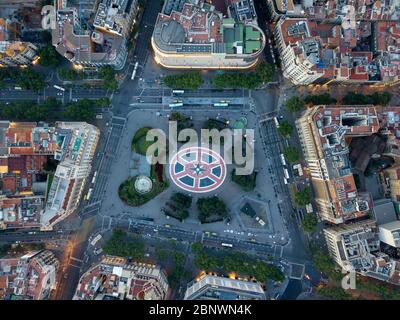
[153,0,263,56]
[73,256,169,300]
[0,250,59,300]
[0,121,99,230]
[184,273,266,300]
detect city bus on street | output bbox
[169,102,183,108]
[53,85,65,92]
[221,243,233,248]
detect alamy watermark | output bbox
[144,121,255,176]
[341,269,357,290]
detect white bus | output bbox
[274,117,280,128]
[213,103,228,107]
[86,188,93,201]
[280,153,286,166]
[91,171,97,184]
[90,234,102,246]
[221,243,233,248]
[53,85,65,92]
[131,62,139,80]
[169,102,183,108]
[283,168,290,179]
[172,90,184,95]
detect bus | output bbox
[213,103,228,107]
[221,243,233,248]
[90,234,102,246]
[53,85,65,92]
[131,62,139,80]
[283,168,290,179]
[274,117,280,128]
[91,171,97,184]
[169,102,183,108]
[86,188,93,201]
[280,153,286,166]
[172,90,184,95]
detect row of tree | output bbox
[191,243,285,283]
[103,229,144,260]
[287,91,392,113]
[163,72,204,90]
[212,62,275,89]
[0,98,105,122]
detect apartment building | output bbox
[152,0,265,69]
[0,17,38,67]
[0,121,100,230]
[73,256,169,300]
[324,220,400,285]
[50,0,139,69]
[272,1,400,85]
[184,273,266,300]
[296,105,379,224]
[0,250,59,300]
[379,220,400,248]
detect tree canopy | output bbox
[277,120,294,137]
[99,66,118,90]
[212,62,275,89]
[231,169,257,191]
[191,243,285,283]
[304,93,337,105]
[286,96,305,112]
[64,99,96,121]
[39,44,62,67]
[15,69,45,91]
[102,229,144,259]
[196,196,228,223]
[283,146,300,163]
[342,91,391,105]
[163,72,204,90]
[295,187,311,207]
[301,213,318,232]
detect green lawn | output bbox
[45,173,54,202]
[118,164,169,207]
[131,127,157,155]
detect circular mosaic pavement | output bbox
[169,147,226,193]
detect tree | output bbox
[301,213,318,232]
[231,169,257,191]
[170,112,192,131]
[163,72,203,90]
[212,62,275,89]
[342,91,392,105]
[283,146,299,163]
[295,187,311,207]
[202,119,227,131]
[196,196,228,223]
[99,66,118,90]
[64,99,95,121]
[304,93,336,105]
[171,192,192,208]
[96,97,111,108]
[39,44,62,67]
[15,69,45,91]
[286,96,304,112]
[277,120,294,137]
[102,229,144,259]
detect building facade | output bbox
[296,105,379,224]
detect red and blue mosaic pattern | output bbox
[169,147,227,193]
